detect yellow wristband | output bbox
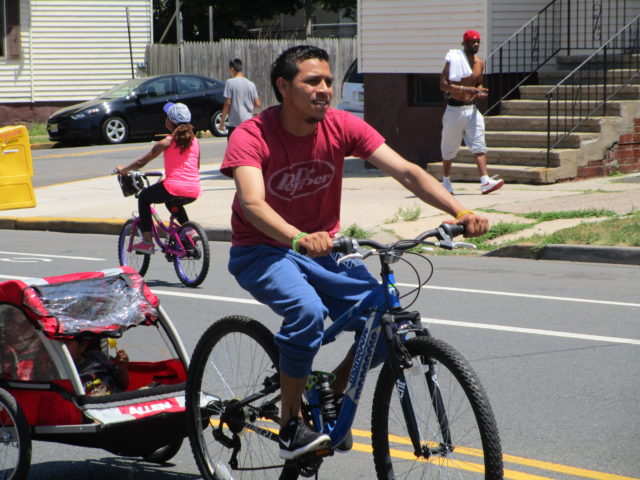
[292,232,308,252]
[455,210,475,219]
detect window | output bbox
[204,78,223,90]
[142,77,174,97]
[2,0,20,59]
[343,60,363,85]
[0,305,59,382]
[409,74,444,107]
[0,0,6,57]
[176,75,205,94]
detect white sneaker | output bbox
[480,177,504,195]
[442,178,454,195]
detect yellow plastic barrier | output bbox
[0,125,36,210]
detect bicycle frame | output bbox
[126,206,191,258]
[310,256,425,452]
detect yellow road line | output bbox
[501,453,640,480]
[34,138,225,160]
[35,144,154,159]
[205,421,637,480]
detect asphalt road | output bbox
[30,138,229,187]
[1,230,639,480]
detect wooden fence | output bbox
[146,38,357,110]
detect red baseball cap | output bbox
[463,30,481,42]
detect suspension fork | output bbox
[426,357,453,450]
[385,316,452,457]
[383,313,423,457]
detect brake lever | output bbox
[452,241,477,249]
[336,249,374,265]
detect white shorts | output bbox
[440,104,487,160]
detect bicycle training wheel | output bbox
[118,218,151,277]
[371,336,503,480]
[173,221,210,287]
[0,387,32,480]
[186,316,295,480]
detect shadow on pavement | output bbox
[27,457,200,480]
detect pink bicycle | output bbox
[117,171,210,287]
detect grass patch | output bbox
[341,223,373,239]
[521,214,640,247]
[384,204,421,224]
[466,221,537,250]
[27,123,48,137]
[521,209,617,222]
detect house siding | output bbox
[0,0,152,108]
[488,0,550,53]
[358,0,487,74]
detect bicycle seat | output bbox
[166,197,196,213]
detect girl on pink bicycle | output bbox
[115,102,201,254]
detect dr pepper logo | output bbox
[268,160,335,200]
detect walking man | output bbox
[440,30,504,195]
[219,58,261,138]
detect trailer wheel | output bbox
[142,438,183,464]
[0,387,31,480]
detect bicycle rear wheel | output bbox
[186,316,295,480]
[371,336,503,480]
[117,218,151,277]
[173,221,210,287]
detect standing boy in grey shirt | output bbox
[219,58,261,138]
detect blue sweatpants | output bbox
[228,244,388,378]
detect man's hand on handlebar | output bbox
[295,231,333,257]
[448,212,489,238]
[113,166,125,175]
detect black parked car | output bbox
[47,74,229,144]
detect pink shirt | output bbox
[221,106,385,247]
[163,135,201,198]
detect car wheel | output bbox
[102,116,129,144]
[210,110,229,137]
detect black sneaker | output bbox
[278,417,331,460]
[335,395,353,452]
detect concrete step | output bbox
[520,84,640,101]
[500,99,623,116]
[426,162,561,185]
[555,53,640,68]
[485,131,597,148]
[452,146,574,167]
[538,69,640,85]
[484,115,604,132]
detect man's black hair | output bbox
[229,58,243,72]
[270,45,330,103]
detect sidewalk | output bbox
[1,158,639,265]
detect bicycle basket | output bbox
[118,172,148,197]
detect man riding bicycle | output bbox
[220,45,489,460]
[115,102,201,254]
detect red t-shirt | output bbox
[221,106,385,247]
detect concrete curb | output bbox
[0,217,125,235]
[486,244,640,265]
[0,215,234,242]
[2,215,638,266]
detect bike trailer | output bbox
[0,266,192,478]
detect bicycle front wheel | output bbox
[117,218,151,277]
[371,336,503,480]
[186,316,292,480]
[173,221,210,287]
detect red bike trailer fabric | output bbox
[0,266,159,339]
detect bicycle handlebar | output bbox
[296,223,472,257]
